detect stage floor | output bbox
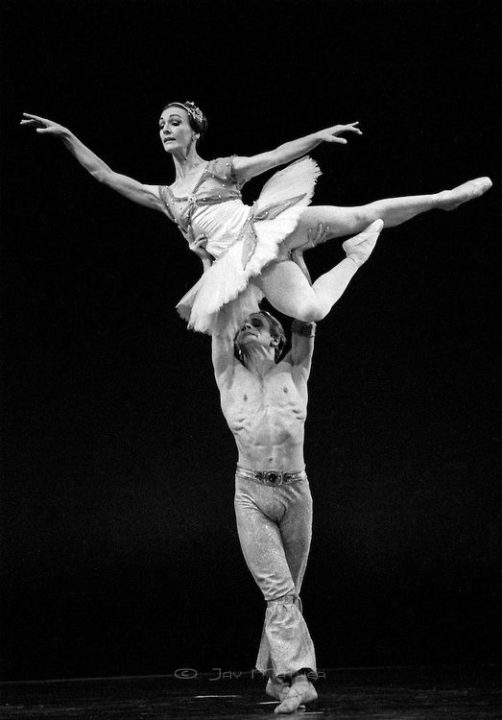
[0,665,499,719]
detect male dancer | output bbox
[211,221,382,713]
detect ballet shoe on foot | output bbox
[342,219,383,267]
[439,176,492,211]
[274,679,317,714]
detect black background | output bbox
[1,0,500,681]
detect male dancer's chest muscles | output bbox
[220,365,307,436]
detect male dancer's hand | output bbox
[291,223,331,284]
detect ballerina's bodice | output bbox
[158,156,250,259]
[169,154,321,335]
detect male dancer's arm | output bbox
[211,330,237,390]
[283,320,316,383]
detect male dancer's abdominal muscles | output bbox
[235,436,305,472]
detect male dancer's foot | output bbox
[266,677,289,702]
[436,177,492,211]
[274,673,318,714]
[342,219,383,267]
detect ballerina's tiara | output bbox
[182,100,205,126]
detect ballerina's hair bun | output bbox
[164,100,208,136]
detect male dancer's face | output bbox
[235,313,277,354]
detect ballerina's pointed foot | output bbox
[342,219,383,267]
[274,677,317,714]
[438,176,492,211]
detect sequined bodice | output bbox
[158,156,246,255]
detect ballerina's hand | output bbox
[316,122,362,144]
[20,113,68,136]
[190,236,214,263]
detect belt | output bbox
[236,466,307,486]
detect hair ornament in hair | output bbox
[183,100,205,127]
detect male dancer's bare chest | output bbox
[222,367,307,427]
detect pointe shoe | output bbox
[440,176,493,211]
[274,679,317,714]
[342,219,383,267]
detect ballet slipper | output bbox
[342,219,383,267]
[437,177,492,211]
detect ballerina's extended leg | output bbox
[283,176,492,252]
[258,220,383,322]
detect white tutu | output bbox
[176,156,321,335]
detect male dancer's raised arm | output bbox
[211,328,237,390]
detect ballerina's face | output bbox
[159,106,193,153]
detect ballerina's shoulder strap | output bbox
[212,155,244,188]
[157,186,175,221]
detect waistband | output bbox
[236,465,307,486]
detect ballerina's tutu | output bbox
[176,156,321,335]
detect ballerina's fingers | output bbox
[335,121,362,136]
[20,113,56,132]
[20,119,41,127]
[20,119,47,131]
[20,114,64,135]
[22,113,49,123]
[20,121,52,133]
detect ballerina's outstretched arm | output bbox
[279,172,493,254]
[20,113,164,211]
[232,122,362,184]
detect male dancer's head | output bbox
[234,311,286,366]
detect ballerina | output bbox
[21,102,492,334]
